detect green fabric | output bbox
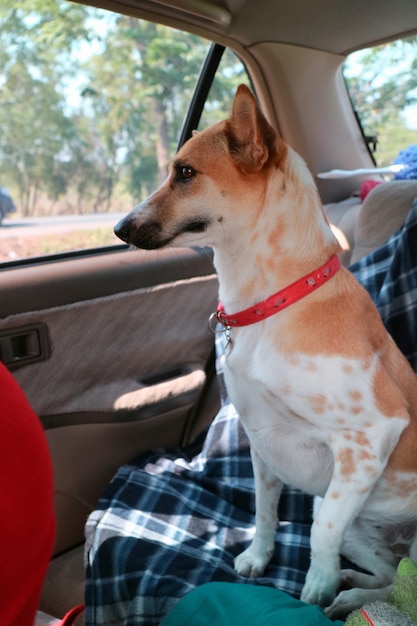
[345,558,417,626]
[389,557,417,622]
[161,583,345,626]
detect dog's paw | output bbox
[324,588,374,620]
[325,586,392,620]
[234,544,273,578]
[300,563,338,608]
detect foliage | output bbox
[344,37,417,166]
[0,0,245,216]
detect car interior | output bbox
[0,0,417,624]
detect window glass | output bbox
[0,0,247,263]
[343,37,417,167]
[198,48,250,129]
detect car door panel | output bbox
[0,246,219,555]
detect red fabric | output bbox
[360,608,376,625]
[0,362,55,626]
[59,604,85,625]
[359,179,381,201]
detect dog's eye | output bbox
[177,165,196,181]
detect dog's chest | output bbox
[221,332,393,495]
[223,341,338,495]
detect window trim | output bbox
[176,42,225,149]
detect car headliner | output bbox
[75,0,417,55]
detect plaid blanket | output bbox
[85,195,417,626]
[350,194,417,370]
[85,385,313,625]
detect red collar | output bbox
[210,254,341,330]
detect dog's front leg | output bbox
[234,445,283,577]
[300,487,360,608]
[300,449,392,607]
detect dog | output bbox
[115,84,417,617]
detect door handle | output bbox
[0,324,50,369]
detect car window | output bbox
[0,0,248,264]
[343,36,417,167]
[198,47,250,130]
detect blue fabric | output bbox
[85,399,313,626]
[85,194,417,626]
[393,145,417,180]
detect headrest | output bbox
[350,180,417,264]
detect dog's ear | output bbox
[225,84,276,172]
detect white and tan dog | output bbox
[115,85,417,616]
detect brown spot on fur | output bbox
[250,231,259,245]
[361,357,373,371]
[282,384,292,396]
[310,394,327,414]
[330,491,340,499]
[358,449,375,461]
[355,431,370,446]
[265,255,278,273]
[351,405,364,415]
[266,479,278,491]
[254,252,281,277]
[337,448,355,477]
[267,217,286,249]
[343,364,354,374]
[349,390,363,402]
[239,276,257,300]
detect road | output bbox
[0,212,127,239]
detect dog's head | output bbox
[114,85,292,250]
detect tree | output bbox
[82,17,208,195]
[0,0,100,214]
[344,37,417,165]
[0,0,248,215]
[0,57,76,215]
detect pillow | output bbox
[351,180,417,264]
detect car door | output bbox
[0,245,218,555]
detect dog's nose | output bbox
[114,217,131,243]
